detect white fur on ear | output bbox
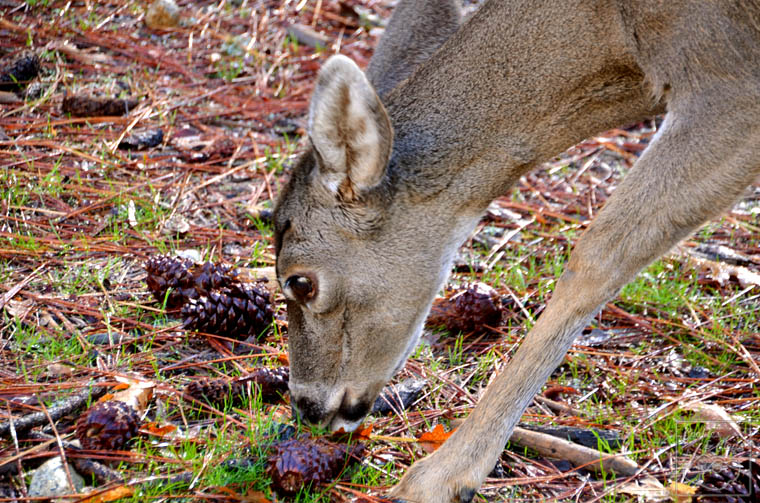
[308,55,393,199]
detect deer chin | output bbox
[329,416,364,433]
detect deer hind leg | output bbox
[389,91,760,503]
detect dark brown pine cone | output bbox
[184,377,235,406]
[181,282,274,339]
[184,367,289,406]
[267,436,364,495]
[0,54,40,92]
[145,255,241,309]
[144,255,196,308]
[427,283,502,334]
[696,461,759,503]
[238,366,290,401]
[191,261,237,295]
[75,401,141,451]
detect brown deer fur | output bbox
[274,1,760,501]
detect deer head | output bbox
[274,54,476,431]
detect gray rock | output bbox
[28,456,85,498]
[372,378,427,415]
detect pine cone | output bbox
[239,366,290,400]
[75,401,141,451]
[181,283,274,339]
[184,377,236,405]
[695,461,759,503]
[267,436,364,495]
[145,255,241,309]
[427,283,502,334]
[0,54,40,92]
[184,367,289,406]
[144,255,196,308]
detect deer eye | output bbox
[285,275,316,303]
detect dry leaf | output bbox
[77,485,134,502]
[0,91,21,104]
[543,385,578,401]
[46,364,74,378]
[355,423,374,440]
[617,476,670,502]
[676,252,760,288]
[417,424,455,453]
[142,422,177,437]
[666,481,697,503]
[242,490,272,503]
[681,402,741,438]
[47,40,113,67]
[4,298,34,320]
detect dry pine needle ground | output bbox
[0,1,758,502]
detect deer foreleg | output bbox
[390,90,760,503]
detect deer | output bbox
[273,0,760,501]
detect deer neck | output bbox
[383,0,661,213]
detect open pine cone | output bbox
[427,282,502,334]
[267,435,364,495]
[696,461,759,503]
[184,367,290,405]
[75,401,141,451]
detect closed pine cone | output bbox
[145,255,240,309]
[267,436,364,495]
[181,282,274,339]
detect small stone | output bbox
[145,0,180,29]
[175,249,201,263]
[28,456,85,498]
[118,128,164,150]
[285,23,330,48]
[25,81,44,100]
[371,379,426,415]
[162,214,190,235]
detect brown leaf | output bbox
[241,490,272,502]
[680,402,741,438]
[110,376,155,412]
[617,476,669,502]
[417,424,455,453]
[666,481,697,503]
[77,485,134,502]
[543,385,578,401]
[355,423,374,440]
[141,422,177,437]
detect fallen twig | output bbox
[510,426,639,477]
[0,383,107,438]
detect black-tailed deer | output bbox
[274,0,760,500]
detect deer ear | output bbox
[308,55,393,201]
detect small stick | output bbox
[534,395,582,416]
[38,398,77,493]
[510,426,639,477]
[0,383,107,438]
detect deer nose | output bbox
[337,397,371,423]
[293,396,329,425]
